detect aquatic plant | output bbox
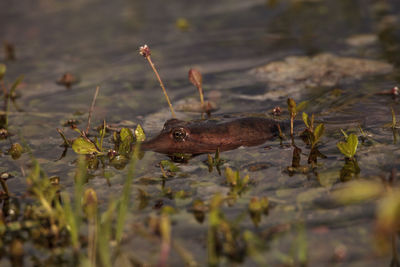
[337,132,360,181]
[207,148,224,174]
[0,146,142,266]
[248,196,269,226]
[287,98,307,138]
[302,112,324,148]
[301,112,326,165]
[225,167,250,195]
[56,87,144,172]
[337,133,358,160]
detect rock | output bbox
[242,53,393,100]
[345,34,378,47]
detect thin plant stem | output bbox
[115,141,140,243]
[290,115,294,138]
[88,207,97,267]
[198,85,204,108]
[146,56,176,118]
[86,86,100,135]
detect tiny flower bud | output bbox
[272,106,281,116]
[392,86,399,96]
[188,68,202,89]
[139,44,151,58]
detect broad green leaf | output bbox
[135,124,146,142]
[118,128,134,156]
[72,137,100,155]
[120,128,134,143]
[347,134,358,157]
[337,142,351,158]
[337,133,358,158]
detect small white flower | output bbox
[139,44,151,57]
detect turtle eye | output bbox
[172,128,187,142]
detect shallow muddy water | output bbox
[1,0,400,266]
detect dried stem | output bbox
[290,116,294,138]
[140,45,175,118]
[146,56,176,118]
[198,86,204,107]
[86,86,100,135]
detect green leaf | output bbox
[313,123,325,145]
[302,112,309,128]
[118,128,134,156]
[9,75,24,96]
[120,128,134,143]
[296,101,308,113]
[225,167,236,185]
[135,124,146,142]
[0,64,6,80]
[9,143,23,159]
[347,134,358,158]
[337,133,358,158]
[337,142,351,158]
[242,174,250,186]
[287,98,296,114]
[160,160,180,172]
[99,120,106,151]
[72,137,100,155]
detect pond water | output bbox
[1,0,400,266]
